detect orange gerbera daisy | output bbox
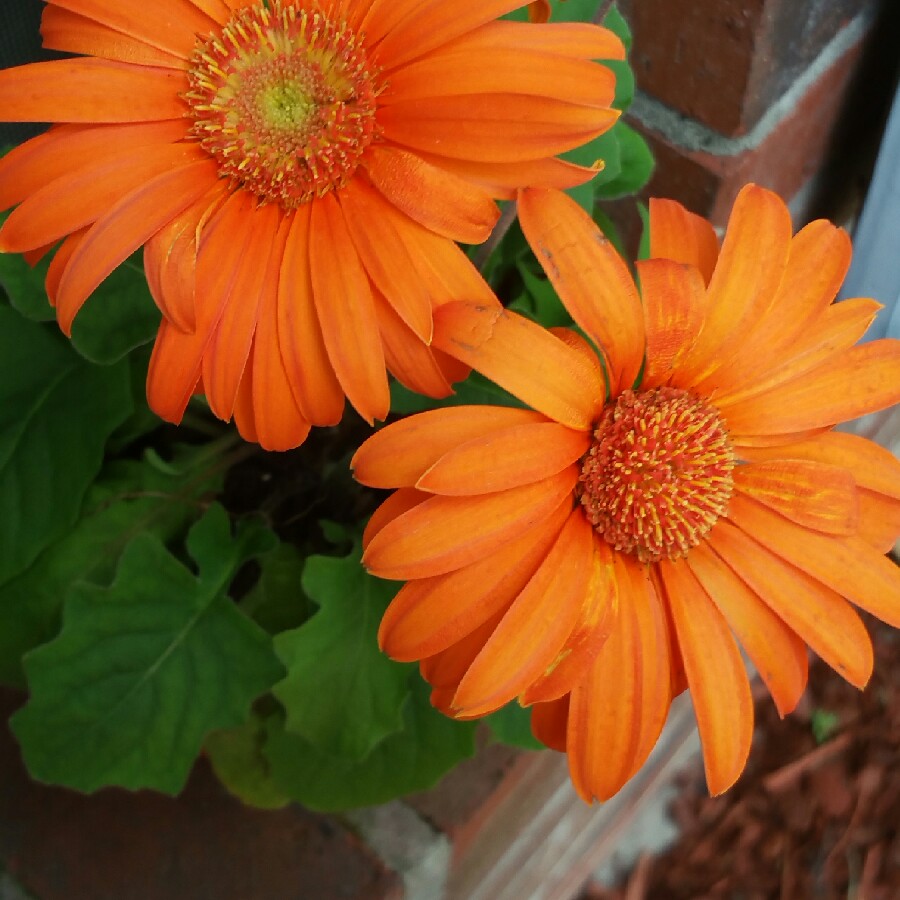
[0,0,623,450]
[352,183,900,802]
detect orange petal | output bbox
[308,194,389,425]
[519,186,645,393]
[719,338,900,435]
[451,508,596,716]
[202,203,283,421]
[373,290,453,399]
[45,228,87,307]
[0,58,186,122]
[417,424,587,496]
[362,468,577,580]
[362,144,499,245]
[414,152,603,199]
[648,197,719,285]
[384,47,616,109]
[146,191,256,423]
[677,185,793,386]
[726,492,900,631]
[686,542,808,717]
[660,557,753,796]
[857,490,900,553]
[362,488,430,549]
[352,405,546,489]
[448,20,626,62]
[378,94,618,163]
[697,219,852,397]
[0,142,205,253]
[530,696,570,752]
[733,460,858,536]
[47,0,215,58]
[433,302,605,430]
[374,0,547,71]
[356,0,426,48]
[521,536,618,706]
[54,158,218,334]
[242,218,312,450]
[737,431,900,501]
[713,297,881,409]
[0,121,187,213]
[277,203,345,426]
[378,500,569,661]
[565,555,643,802]
[338,178,433,342]
[41,6,187,68]
[708,517,873,688]
[637,258,707,390]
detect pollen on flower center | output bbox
[578,387,734,563]
[185,0,380,209]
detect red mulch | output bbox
[585,617,900,900]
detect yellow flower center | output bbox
[186,0,379,208]
[578,387,734,563]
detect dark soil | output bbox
[585,616,900,900]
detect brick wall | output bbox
[615,0,900,230]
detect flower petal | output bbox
[733,460,858,535]
[47,0,215,58]
[55,157,217,334]
[521,535,617,705]
[277,203,345,426]
[362,468,577,580]
[452,507,596,716]
[0,58,186,123]
[720,337,900,436]
[660,557,753,796]
[379,94,618,163]
[202,203,283,421]
[726,492,900,631]
[363,488,430,549]
[433,302,605,430]
[308,193,389,425]
[519,186,645,393]
[648,197,719,285]
[637,258,707,390]
[417,424,588,495]
[686,542,808,717]
[352,405,546,489]
[0,142,205,253]
[378,500,569,661]
[677,184,793,386]
[530,696,569,752]
[362,144,499,245]
[41,6,187,67]
[857,490,900,553]
[708,517,873,688]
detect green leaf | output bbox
[241,542,312,635]
[0,306,132,586]
[487,702,544,751]
[595,124,655,200]
[272,543,412,761]
[516,260,574,329]
[503,0,604,23]
[0,443,226,687]
[68,257,160,365]
[265,676,477,812]
[390,370,525,415]
[206,714,291,810]
[637,201,651,261]
[11,505,284,794]
[0,221,55,322]
[603,4,633,54]
[562,129,621,212]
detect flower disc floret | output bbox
[579,387,735,563]
[186,0,379,208]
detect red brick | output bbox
[628,23,867,228]
[0,688,402,900]
[620,0,875,137]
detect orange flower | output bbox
[352,183,900,802]
[0,0,623,450]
